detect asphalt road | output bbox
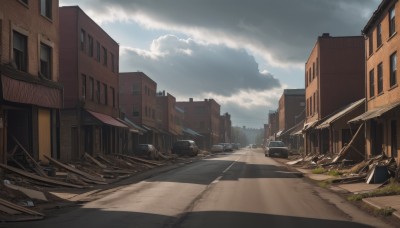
[6,148,392,228]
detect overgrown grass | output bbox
[326,170,342,176]
[347,179,400,201]
[374,207,395,216]
[312,167,326,174]
[319,179,334,188]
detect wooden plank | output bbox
[4,182,48,201]
[84,153,107,169]
[12,136,48,177]
[116,154,162,166]
[0,164,84,188]
[44,155,106,183]
[0,198,44,216]
[0,204,21,215]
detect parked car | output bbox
[172,140,199,156]
[211,144,224,153]
[219,143,233,152]
[134,144,159,160]
[265,141,289,158]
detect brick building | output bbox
[219,113,232,143]
[119,72,159,146]
[59,6,124,162]
[177,98,220,149]
[156,91,183,153]
[0,0,63,164]
[267,111,279,140]
[276,89,305,150]
[304,34,365,155]
[350,0,400,163]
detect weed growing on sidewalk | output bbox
[347,179,400,201]
[312,167,326,174]
[374,207,395,216]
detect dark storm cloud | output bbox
[120,35,280,96]
[68,0,380,65]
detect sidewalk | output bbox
[276,157,400,219]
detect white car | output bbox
[211,144,224,153]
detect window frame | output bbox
[40,42,52,79]
[390,52,397,87]
[12,31,28,72]
[369,69,375,98]
[88,35,93,57]
[40,0,52,19]
[82,74,86,99]
[389,6,396,37]
[89,77,94,101]
[377,63,384,94]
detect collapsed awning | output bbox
[275,130,284,137]
[349,101,400,124]
[142,124,159,133]
[281,121,304,137]
[87,110,128,128]
[123,117,147,133]
[316,98,365,129]
[302,120,319,132]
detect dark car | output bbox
[134,144,159,160]
[172,140,199,156]
[265,141,289,158]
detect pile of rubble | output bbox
[0,149,179,222]
[287,153,398,185]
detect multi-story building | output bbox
[276,89,305,149]
[156,91,183,153]
[350,0,400,162]
[219,113,232,143]
[267,111,279,140]
[0,0,63,164]
[59,6,124,162]
[304,33,365,155]
[119,72,159,146]
[177,98,220,149]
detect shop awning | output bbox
[123,117,147,133]
[349,101,400,124]
[183,128,203,137]
[281,121,304,137]
[316,98,365,129]
[116,118,139,133]
[87,110,128,128]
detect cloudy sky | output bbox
[60,0,380,128]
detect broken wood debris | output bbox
[0,164,84,188]
[84,153,107,169]
[115,154,162,166]
[44,155,107,184]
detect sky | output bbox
[60,0,381,128]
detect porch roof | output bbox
[348,101,400,124]
[302,120,319,132]
[87,110,128,128]
[116,118,140,133]
[316,98,365,129]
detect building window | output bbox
[305,72,308,87]
[111,87,115,107]
[378,63,383,94]
[316,57,319,76]
[88,77,94,100]
[132,84,140,95]
[103,83,108,105]
[20,0,28,4]
[40,0,52,19]
[377,23,382,47]
[390,52,397,87]
[96,81,100,103]
[88,35,93,57]
[40,43,51,79]
[102,46,107,66]
[132,104,139,117]
[96,41,100,62]
[313,93,316,114]
[111,53,115,72]
[369,69,375,98]
[145,106,148,117]
[13,31,27,72]
[368,34,373,56]
[152,109,155,119]
[389,7,396,37]
[82,74,86,99]
[312,62,315,79]
[80,29,85,51]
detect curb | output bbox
[363,198,400,220]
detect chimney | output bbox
[189,98,193,102]
[204,99,208,102]
[163,90,165,96]
[322,33,330,37]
